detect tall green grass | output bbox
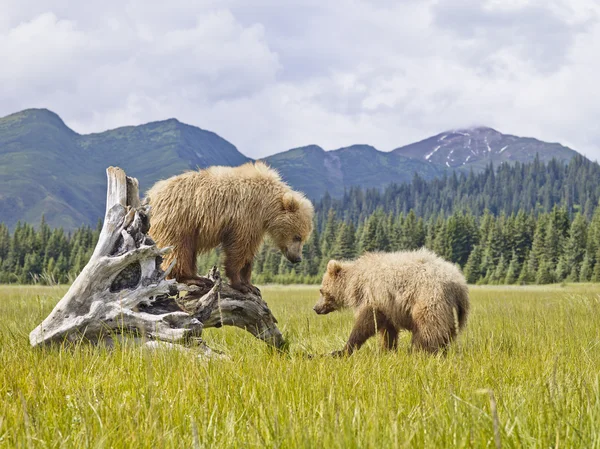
[1,284,600,448]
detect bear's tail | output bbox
[453,296,469,333]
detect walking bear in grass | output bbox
[313,248,470,355]
[147,161,314,294]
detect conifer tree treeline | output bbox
[2,156,600,285]
[0,219,100,284]
[316,154,600,225]
[236,205,600,285]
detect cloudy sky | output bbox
[1,0,599,159]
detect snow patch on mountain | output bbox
[391,125,579,169]
[425,145,441,160]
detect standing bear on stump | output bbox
[147,161,314,294]
[313,248,469,355]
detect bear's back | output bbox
[148,162,282,198]
[346,249,468,320]
[353,249,464,286]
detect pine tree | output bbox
[56,253,69,283]
[330,222,356,261]
[477,215,505,276]
[45,257,57,284]
[463,245,483,284]
[446,211,478,267]
[479,246,497,284]
[587,204,600,268]
[390,213,404,251]
[319,210,337,269]
[513,210,534,264]
[504,251,520,284]
[360,212,380,253]
[562,212,588,278]
[21,252,42,283]
[550,205,571,238]
[517,259,532,284]
[424,215,438,249]
[262,246,279,275]
[491,254,507,284]
[374,216,390,252]
[555,255,569,282]
[278,255,291,275]
[567,266,579,283]
[580,253,592,282]
[37,215,51,256]
[528,214,548,275]
[71,246,87,276]
[432,217,451,260]
[299,226,321,277]
[0,223,9,261]
[536,258,556,284]
[397,210,426,250]
[593,246,600,282]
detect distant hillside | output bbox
[0,109,249,229]
[393,126,578,169]
[0,109,96,230]
[262,144,442,199]
[0,109,585,229]
[317,155,600,223]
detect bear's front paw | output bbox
[247,284,261,296]
[179,276,214,290]
[231,283,261,296]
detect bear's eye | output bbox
[293,235,302,242]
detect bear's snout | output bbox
[313,305,330,315]
[287,254,302,264]
[313,300,334,315]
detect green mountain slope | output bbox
[0,109,585,229]
[78,118,249,197]
[262,144,443,199]
[0,109,249,229]
[0,109,98,230]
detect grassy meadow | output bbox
[1,283,600,448]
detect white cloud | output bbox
[0,0,599,160]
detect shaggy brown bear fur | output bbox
[147,161,314,294]
[313,248,469,355]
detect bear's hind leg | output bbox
[410,324,451,354]
[164,236,209,287]
[378,319,398,351]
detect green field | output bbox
[1,284,600,448]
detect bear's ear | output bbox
[327,260,343,276]
[282,192,300,212]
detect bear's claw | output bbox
[231,283,262,296]
[179,276,214,290]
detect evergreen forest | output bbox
[2,154,600,285]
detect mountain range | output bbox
[0,108,580,229]
[393,126,577,170]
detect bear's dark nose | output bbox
[287,255,302,264]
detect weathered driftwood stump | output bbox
[29,167,284,353]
